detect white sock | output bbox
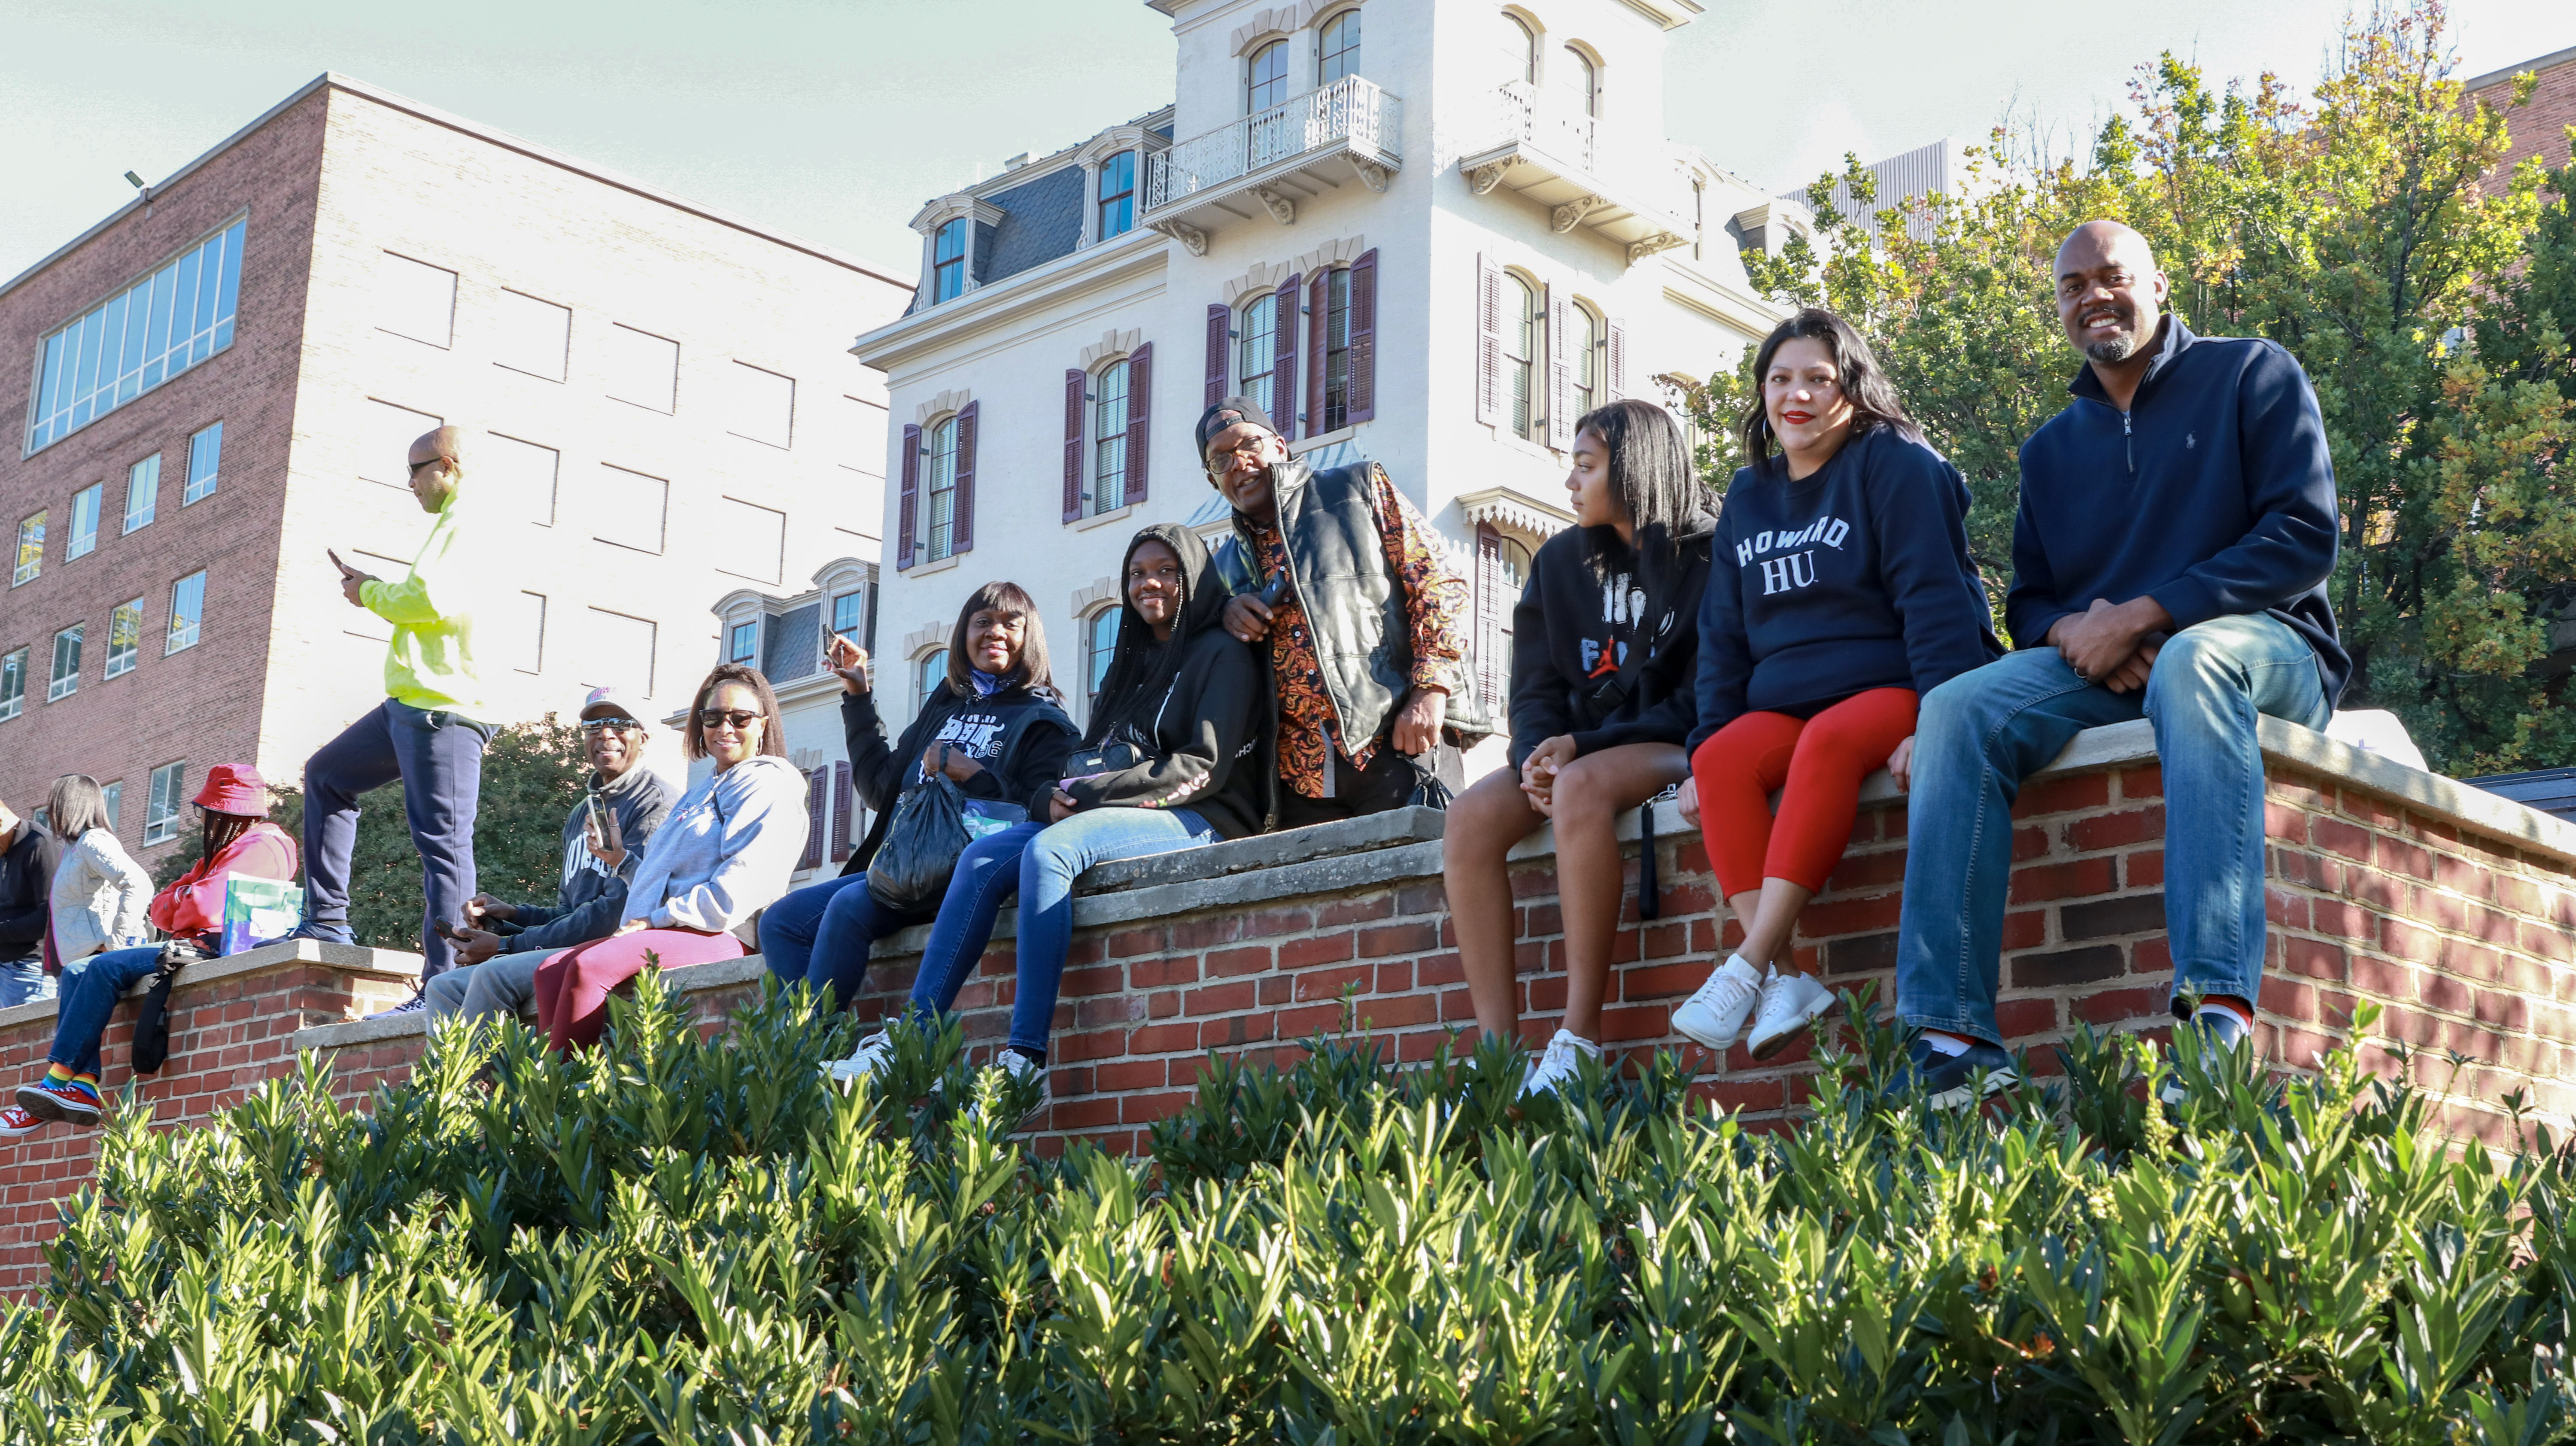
[1555,1029,1601,1057]
[1920,1030,1974,1057]
[2195,999,2253,1029]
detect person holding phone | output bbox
[422,687,676,1031]
[291,425,496,1002]
[766,585,1080,1031]
[824,526,1270,1101]
[1443,400,1714,1097]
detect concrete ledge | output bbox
[0,939,422,1034]
[289,952,772,1052]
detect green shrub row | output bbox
[6,977,2571,1444]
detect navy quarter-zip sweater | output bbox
[1692,426,2002,750]
[2009,316,2348,702]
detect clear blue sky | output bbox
[2,0,2567,283]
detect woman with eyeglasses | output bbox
[1669,307,2000,1063]
[827,525,1270,1100]
[527,662,808,1054]
[767,582,1079,1027]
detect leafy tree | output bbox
[1683,1,2574,774]
[152,719,592,949]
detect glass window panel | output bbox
[729,620,759,662]
[167,571,205,653]
[100,781,121,830]
[1238,295,1276,418]
[1097,151,1136,240]
[50,625,82,701]
[184,424,221,504]
[1093,361,1129,512]
[173,249,202,348]
[215,222,243,324]
[1249,40,1288,112]
[13,512,44,586]
[191,236,222,340]
[1087,608,1119,706]
[924,417,958,561]
[914,650,947,710]
[69,484,101,559]
[146,762,185,845]
[832,590,865,639]
[1319,9,1361,83]
[106,598,143,678]
[25,221,243,454]
[149,263,178,367]
[0,648,24,722]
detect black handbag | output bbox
[1403,756,1454,811]
[866,775,1028,913]
[131,938,206,1075]
[1060,740,1146,784]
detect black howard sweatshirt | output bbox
[1507,528,1712,768]
[1063,626,1270,839]
[1691,426,2002,749]
[840,681,1079,876]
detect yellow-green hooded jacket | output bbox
[359,484,489,719]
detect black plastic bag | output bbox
[867,776,1029,912]
[1403,757,1454,811]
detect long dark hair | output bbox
[683,662,790,762]
[1088,526,1226,746]
[47,775,110,841]
[1572,398,1712,626]
[1736,307,1922,464]
[944,582,1057,699]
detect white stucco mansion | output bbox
[726,0,1795,827]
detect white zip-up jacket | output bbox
[50,828,151,960]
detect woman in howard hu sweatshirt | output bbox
[1444,399,1715,1098]
[1673,308,2000,1063]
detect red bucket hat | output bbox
[191,763,270,817]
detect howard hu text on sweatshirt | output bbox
[1692,426,2001,749]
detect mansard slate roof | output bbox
[901,106,1175,314]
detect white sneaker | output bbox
[1746,971,1840,1060]
[823,1032,895,1086]
[1671,957,1765,1052]
[1519,1028,1601,1098]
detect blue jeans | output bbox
[1896,614,2331,1045]
[0,959,53,1009]
[303,699,495,980]
[758,872,928,1011]
[908,807,1216,1056]
[46,946,161,1078]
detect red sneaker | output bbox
[0,1105,44,1139]
[15,1077,103,1126]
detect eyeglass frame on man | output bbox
[1203,434,1276,474]
[578,716,642,733]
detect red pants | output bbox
[1692,687,1918,898]
[531,927,746,1053]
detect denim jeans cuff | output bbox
[1896,1009,1998,1045]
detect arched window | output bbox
[923,415,960,560]
[914,649,948,710]
[1238,292,1277,417]
[1086,607,1121,712]
[1318,9,1361,84]
[1092,359,1131,512]
[1500,12,1536,83]
[1504,273,1539,441]
[1319,266,1354,432]
[1571,302,1601,422]
[1247,39,1288,113]
[931,219,968,304]
[1561,46,1598,117]
[1096,151,1137,240]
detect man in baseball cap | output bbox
[424,686,677,1033]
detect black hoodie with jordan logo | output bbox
[1506,526,1714,769]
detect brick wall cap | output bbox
[288,952,770,1051]
[0,939,421,1033]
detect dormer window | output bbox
[1248,39,1288,113]
[1318,10,1361,84]
[727,618,760,664]
[1097,152,1137,240]
[932,219,969,303]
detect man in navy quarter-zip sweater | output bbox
[1889,219,2344,1109]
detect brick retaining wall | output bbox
[5,720,2573,1297]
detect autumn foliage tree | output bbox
[1682,1,2573,775]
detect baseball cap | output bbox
[1195,396,1278,459]
[580,685,647,729]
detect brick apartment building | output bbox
[0,74,908,869]
[2467,40,2576,193]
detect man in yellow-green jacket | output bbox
[292,425,497,1002]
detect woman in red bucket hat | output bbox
[3,764,298,1138]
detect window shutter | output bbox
[830,761,854,862]
[1063,370,1086,523]
[1124,342,1151,503]
[1546,285,1573,450]
[800,767,826,872]
[1204,303,1230,409]
[952,401,978,552]
[1306,269,1331,438]
[1346,249,1377,424]
[1271,272,1300,436]
[1474,254,1504,427]
[1475,524,1506,711]
[896,423,920,569]
[1608,316,1629,400]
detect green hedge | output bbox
[8,980,2571,1444]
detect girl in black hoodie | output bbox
[765,581,1078,1019]
[1445,399,1715,1097]
[826,525,1267,1097]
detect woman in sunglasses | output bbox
[826,525,1270,1101]
[767,582,1079,1023]
[527,662,808,1053]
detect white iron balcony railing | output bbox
[1468,80,1694,263]
[1493,79,1597,174]
[1145,75,1401,216]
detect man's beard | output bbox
[2078,305,2143,363]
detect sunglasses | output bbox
[580,716,641,733]
[406,456,451,476]
[697,708,762,731]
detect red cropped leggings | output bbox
[531,927,746,1054]
[1691,687,1918,898]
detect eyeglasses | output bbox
[406,456,452,477]
[1203,437,1272,472]
[697,708,761,731]
[580,717,641,733]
